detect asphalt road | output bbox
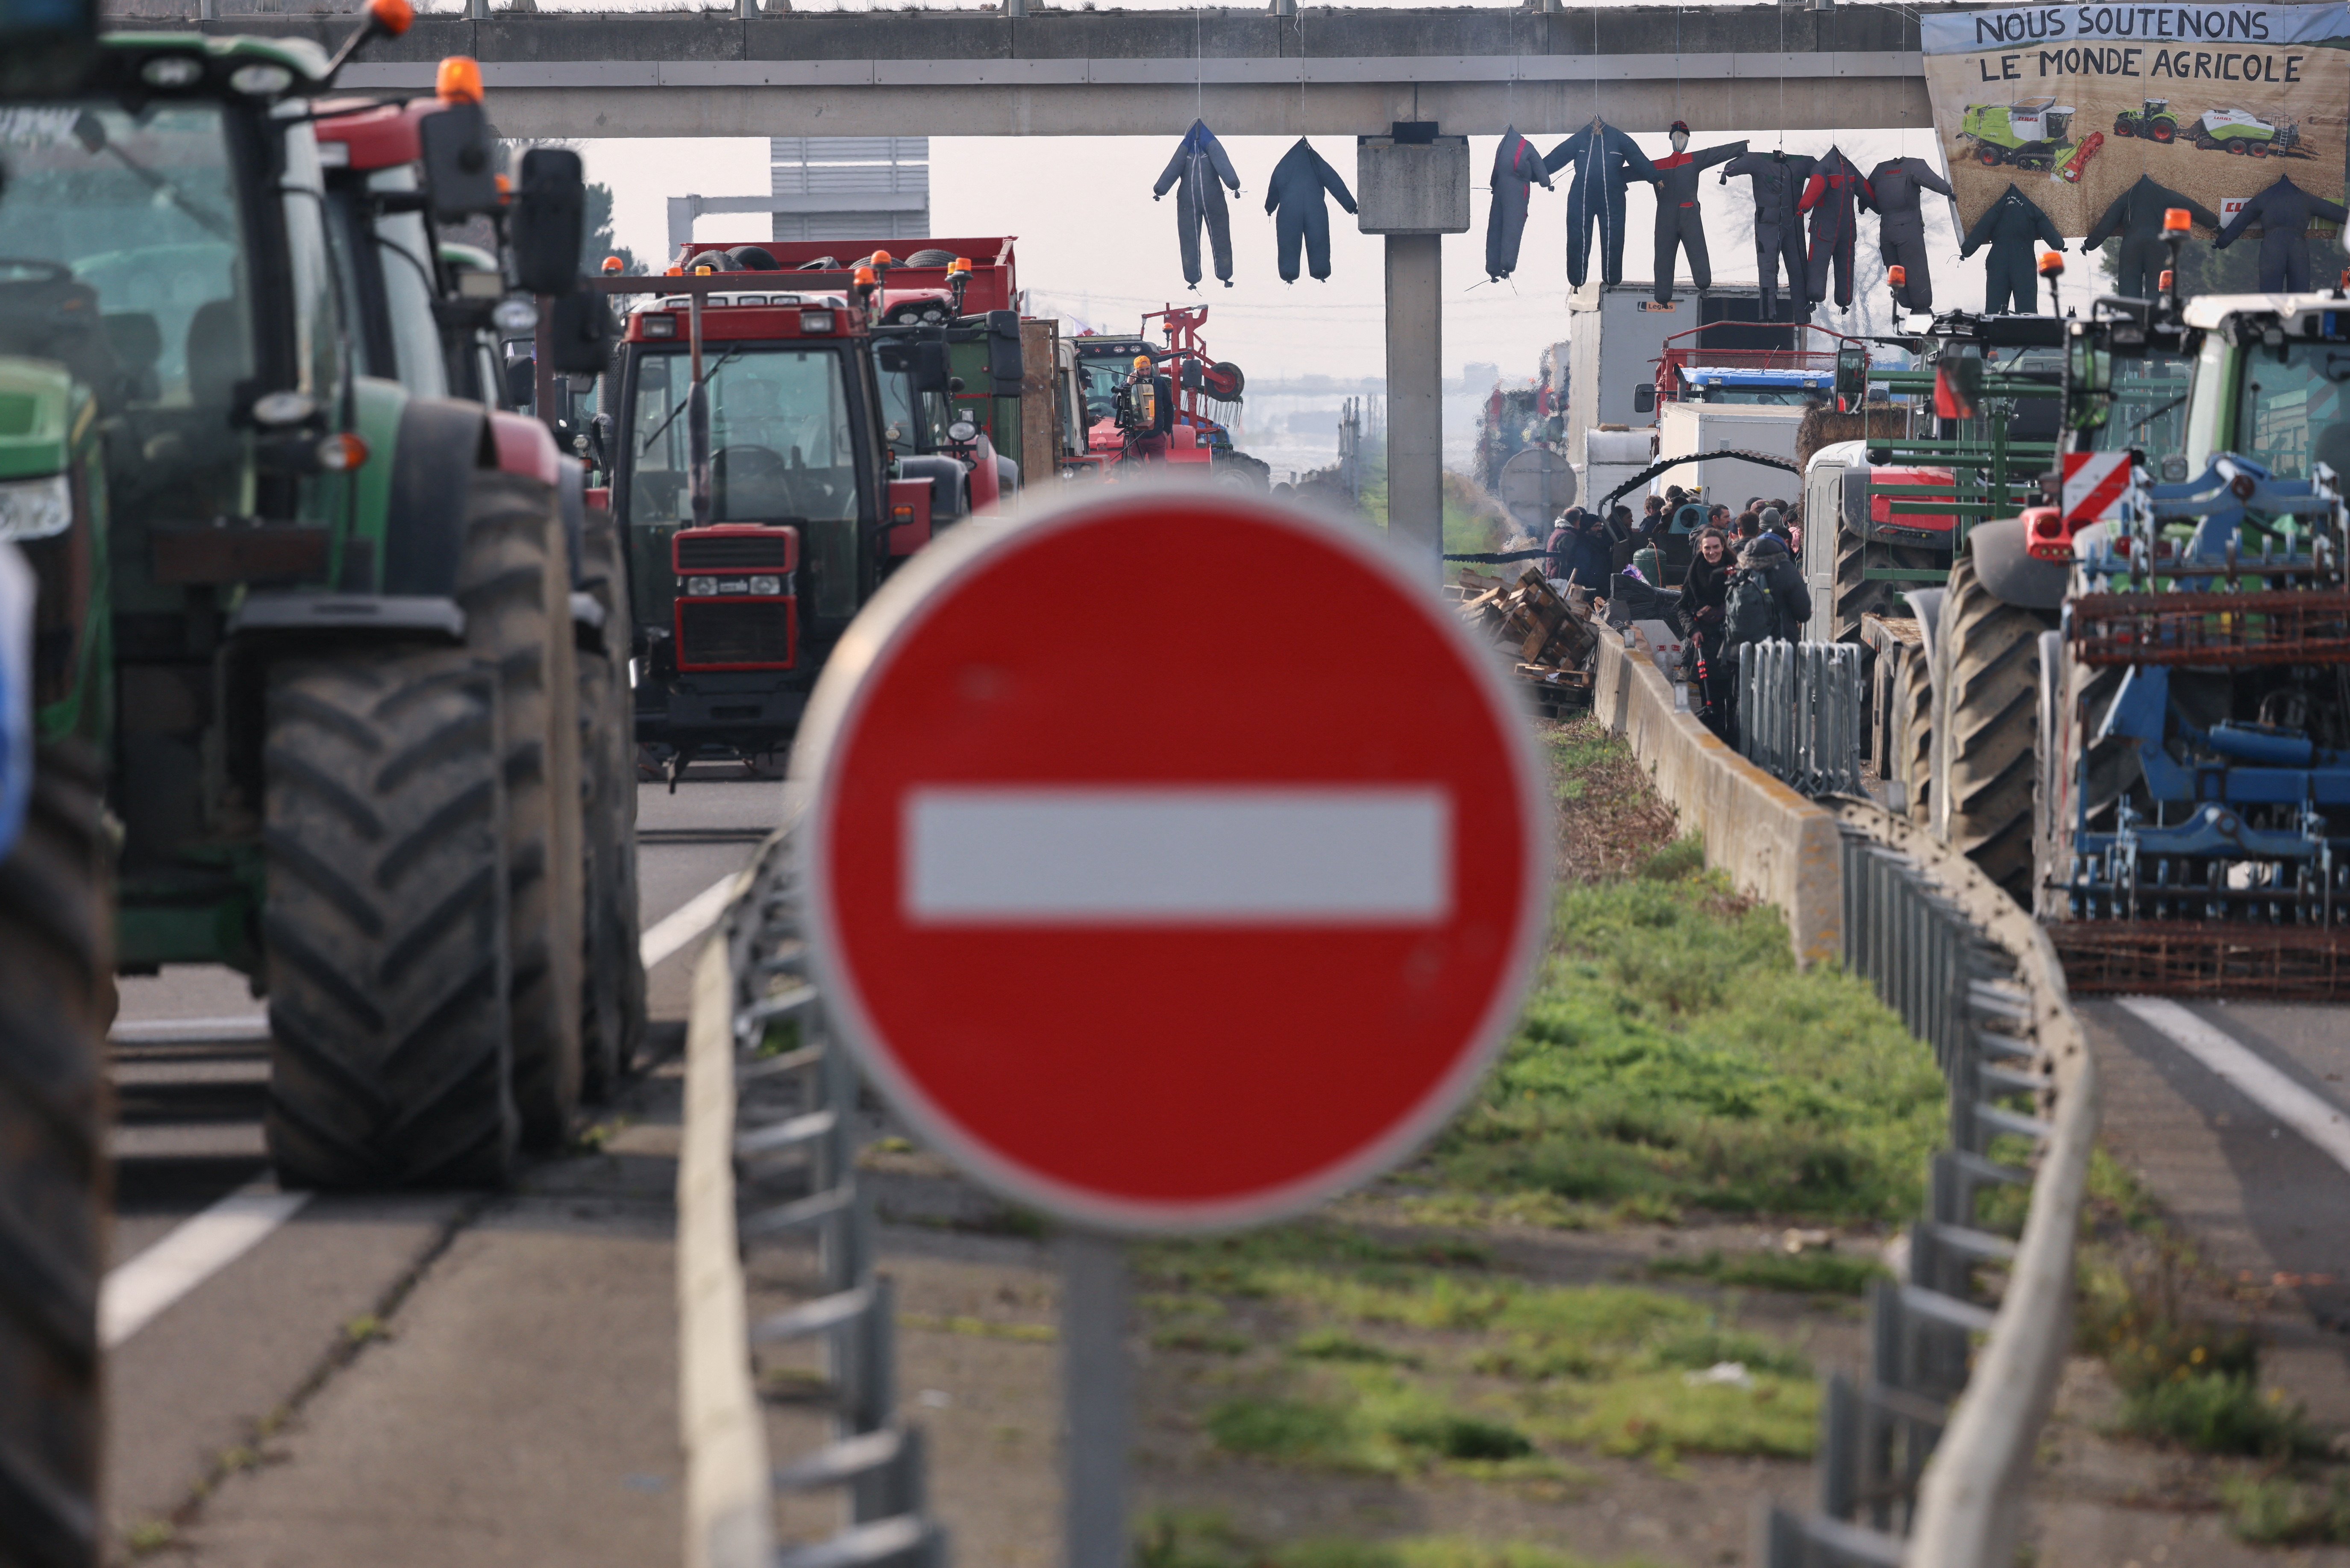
[102,768,784,1564]
[2074,995,2350,1430]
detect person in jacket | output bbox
[1265,138,1358,284]
[1719,148,1816,320]
[1867,156,1955,311]
[1733,530,1812,642]
[1961,185,2065,314]
[1545,508,1581,581]
[1485,128,1553,282]
[1544,117,1661,289]
[1651,122,1747,302]
[1799,148,1873,311]
[2086,175,2218,299]
[1566,508,1616,593]
[1154,119,1243,289]
[1677,527,1735,737]
[2215,176,2348,293]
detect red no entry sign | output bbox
[798,489,1547,1231]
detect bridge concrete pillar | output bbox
[1356,126,1469,581]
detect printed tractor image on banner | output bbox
[1923,3,2350,232]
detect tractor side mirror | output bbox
[510,148,585,297]
[547,289,614,375]
[502,356,536,411]
[914,338,952,397]
[986,309,1023,397]
[417,101,499,220]
[1834,344,1867,406]
[1632,382,1656,415]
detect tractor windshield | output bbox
[1076,352,1143,421]
[2092,353,2193,454]
[628,344,862,615]
[2234,341,2350,480]
[0,103,258,522]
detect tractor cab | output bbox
[2177,293,2350,480]
[605,279,911,769]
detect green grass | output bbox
[1136,1510,1669,1568]
[1291,1329,1421,1368]
[2224,1471,2350,1545]
[1436,873,1946,1223]
[2119,1372,2326,1460]
[1649,1247,1889,1297]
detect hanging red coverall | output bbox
[1798,149,1873,312]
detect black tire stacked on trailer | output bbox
[1932,550,2059,904]
[0,742,108,1568]
[261,651,518,1188]
[456,471,586,1149]
[576,506,645,1098]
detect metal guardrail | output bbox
[1761,805,2097,1567]
[1739,640,1866,797]
[679,822,947,1568]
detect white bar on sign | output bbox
[904,787,1452,924]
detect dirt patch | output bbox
[1540,719,1681,886]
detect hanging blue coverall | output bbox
[1542,120,1659,289]
[2215,176,2347,293]
[1961,185,2065,314]
[1154,119,1243,289]
[2085,176,2218,299]
[1719,150,1816,319]
[1866,157,1955,311]
[1264,139,1357,283]
[1484,127,1553,282]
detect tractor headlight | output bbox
[0,473,72,542]
[684,576,718,597]
[748,575,782,596]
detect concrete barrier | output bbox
[1589,623,1844,966]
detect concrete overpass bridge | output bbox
[147,5,1943,140]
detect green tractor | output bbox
[2191,107,2300,156]
[1956,97,2078,171]
[0,3,626,1191]
[2112,97,2181,142]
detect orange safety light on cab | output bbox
[1887,264,1906,288]
[602,255,624,274]
[2163,207,2192,233]
[869,251,894,268]
[2039,250,2065,276]
[948,257,972,274]
[435,55,483,103]
[366,0,413,35]
[853,265,877,286]
[2159,268,2175,292]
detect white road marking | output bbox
[640,874,740,968]
[100,1180,310,1349]
[2117,996,2350,1175]
[109,1014,270,1042]
[903,786,1454,924]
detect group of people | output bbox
[1543,488,1812,746]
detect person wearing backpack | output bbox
[1677,526,1735,739]
[1715,531,1812,746]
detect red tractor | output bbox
[1063,305,1266,484]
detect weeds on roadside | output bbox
[1134,1509,1668,1568]
[2224,1470,2350,1545]
[1650,1247,1887,1297]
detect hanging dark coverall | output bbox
[1799,148,1874,311]
[1866,157,1954,311]
[1265,139,1357,283]
[1650,126,1746,302]
[1962,185,2065,314]
[1719,150,1816,319]
[1154,119,1243,289]
[2085,177,2219,299]
[1542,120,1660,289]
[2215,176,2348,292]
[1484,127,1553,282]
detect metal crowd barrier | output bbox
[679,822,947,1568]
[1739,640,1866,797]
[1760,806,2097,1568]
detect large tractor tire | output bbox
[261,651,517,1189]
[457,472,585,1150]
[1931,551,2059,905]
[0,743,108,1568]
[576,508,644,1099]
[1831,531,1946,642]
[1889,645,1935,824]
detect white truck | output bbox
[1563,281,1789,515]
